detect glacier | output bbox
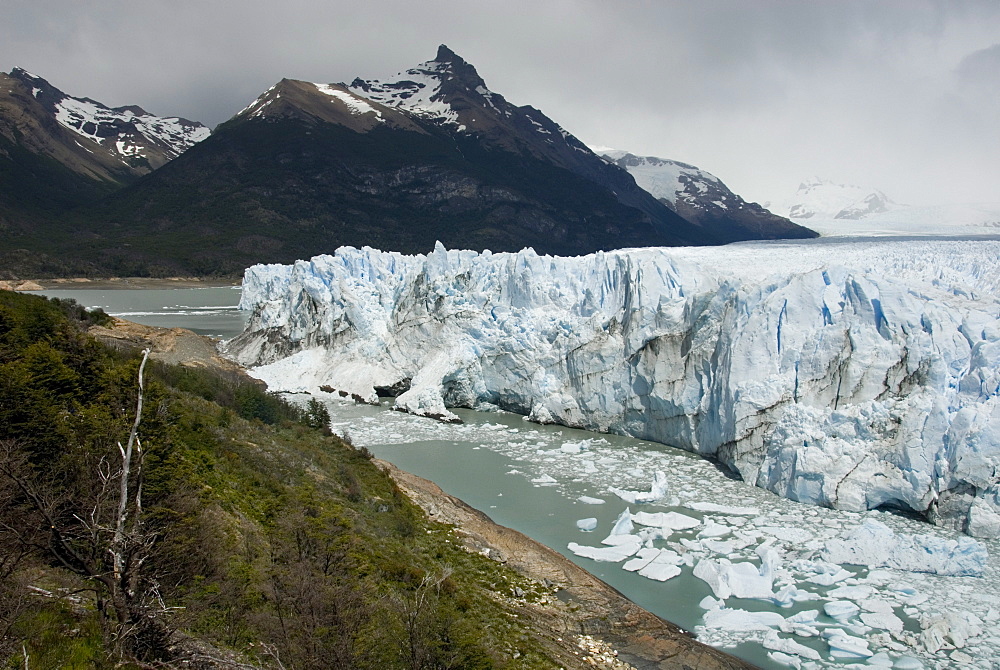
[223,238,1000,537]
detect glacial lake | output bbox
[38,285,1000,670]
[36,285,246,339]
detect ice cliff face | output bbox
[225,240,1000,537]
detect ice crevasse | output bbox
[223,241,1000,537]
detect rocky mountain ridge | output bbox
[599,149,813,243]
[3,67,208,176]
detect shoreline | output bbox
[3,277,240,291]
[379,460,756,670]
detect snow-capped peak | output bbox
[348,44,494,129]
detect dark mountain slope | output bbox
[82,114,690,275]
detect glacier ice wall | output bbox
[223,240,1000,537]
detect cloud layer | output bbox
[4,0,998,206]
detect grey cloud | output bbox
[2,0,999,206]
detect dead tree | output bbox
[0,348,169,660]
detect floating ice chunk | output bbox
[531,474,558,485]
[920,611,983,650]
[609,471,668,504]
[860,611,903,633]
[807,570,853,586]
[606,508,633,538]
[639,561,682,582]
[866,651,894,667]
[859,598,894,614]
[576,517,598,531]
[693,558,776,600]
[822,629,872,658]
[578,495,605,505]
[698,520,731,538]
[688,502,761,515]
[824,600,860,622]
[622,547,661,572]
[568,536,641,562]
[787,610,820,625]
[772,585,820,608]
[631,510,701,530]
[821,519,988,576]
[766,651,801,668]
[559,440,587,454]
[702,539,735,554]
[702,607,785,631]
[756,525,814,543]
[967,498,1000,538]
[779,609,821,637]
[827,585,874,600]
[699,595,722,610]
[893,657,924,669]
[762,630,822,660]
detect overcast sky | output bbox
[4,0,998,206]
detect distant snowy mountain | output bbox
[800,202,1000,238]
[598,150,816,243]
[767,178,900,221]
[7,67,209,171]
[768,177,1000,238]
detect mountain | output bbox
[0,67,209,272]
[1,47,817,277]
[767,178,900,220]
[59,46,817,276]
[77,46,716,275]
[5,68,209,173]
[598,150,815,243]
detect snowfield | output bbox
[224,237,1000,538]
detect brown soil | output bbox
[0,280,45,291]
[378,460,758,670]
[88,317,256,382]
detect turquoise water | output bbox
[35,286,246,339]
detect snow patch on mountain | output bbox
[313,84,383,119]
[225,239,1000,538]
[53,96,209,161]
[350,57,460,127]
[598,149,722,206]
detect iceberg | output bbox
[762,630,822,661]
[692,551,779,601]
[701,606,786,631]
[631,510,701,530]
[609,470,669,504]
[821,519,988,576]
[822,629,872,659]
[568,537,641,562]
[225,241,1000,536]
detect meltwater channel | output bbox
[38,285,1000,670]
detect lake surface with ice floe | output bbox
[317,396,1000,670]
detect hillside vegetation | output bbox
[0,289,569,668]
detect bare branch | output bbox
[114,348,150,582]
